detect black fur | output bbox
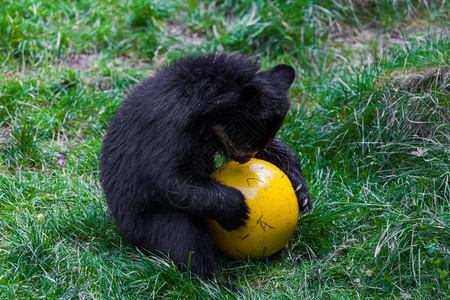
[100,53,312,278]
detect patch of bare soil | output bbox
[63,53,98,70]
[63,53,151,71]
[168,22,206,48]
[331,22,449,66]
[61,53,152,90]
[153,17,207,67]
[384,66,449,140]
[397,66,450,94]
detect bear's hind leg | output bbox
[131,210,219,279]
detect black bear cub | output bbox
[101,53,312,278]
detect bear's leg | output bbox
[164,174,249,231]
[129,209,219,278]
[255,137,312,213]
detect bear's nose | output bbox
[236,151,258,164]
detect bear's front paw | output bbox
[215,188,249,231]
[295,182,312,213]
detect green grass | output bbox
[1,0,449,298]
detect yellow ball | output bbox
[209,158,299,259]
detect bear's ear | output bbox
[239,84,260,104]
[269,64,295,90]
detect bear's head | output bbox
[211,64,295,164]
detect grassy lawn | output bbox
[1,0,449,298]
